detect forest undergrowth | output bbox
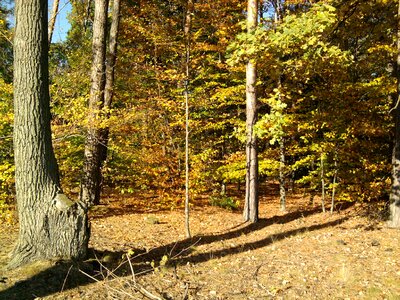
[0,185,400,299]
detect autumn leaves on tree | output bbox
[5,0,400,268]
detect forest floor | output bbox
[1,184,400,299]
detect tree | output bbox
[389,0,400,228]
[99,0,121,164]
[0,3,14,213]
[9,0,89,268]
[48,0,60,44]
[243,0,259,223]
[183,0,194,238]
[81,0,109,206]
[0,3,13,83]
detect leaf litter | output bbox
[0,191,400,299]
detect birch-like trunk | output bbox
[10,0,89,269]
[279,138,286,212]
[48,0,60,43]
[243,0,259,223]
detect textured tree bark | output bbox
[389,0,400,228]
[48,0,60,43]
[81,0,109,207]
[9,0,89,269]
[243,0,259,223]
[99,0,121,163]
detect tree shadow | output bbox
[0,204,351,299]
[134,205,336,260]
[0,261,95,300]
[173,216,349,266]
[126,214,350,274]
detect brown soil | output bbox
[1,189,400,299]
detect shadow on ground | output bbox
[0,261,94,300]
[0,204,352,299]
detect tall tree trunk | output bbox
[243,0,259,223]
[81,0,109,207]
[330,151,338,215]
[320,153,326,213]
[9,0,89,269]
[184,0,194,238]
[99,0,121,164]
[84,0,92,31]
[48,0,60,44]
[389,0,400,228]
[279,137,286,212]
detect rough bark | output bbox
[48,0,60,44]
[81,0,109,207]
[389,0,400,228]
[9,0,89,269]
[99,0,121,163]
[243,0,259,223]
[184,0,194,238]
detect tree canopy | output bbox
[0,0,398,223]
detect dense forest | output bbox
[1,0,400,283]
[0,0,396,212]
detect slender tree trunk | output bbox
[48,0,60,44]
[81,0,109,207]
[9,0,89,269]
[330,152,338,215]
[243,0,259,223]
[84,0,92,31]
[321,153,326,213]
[273,0,283,23]
[389,0,400,228]
[276,70,286,212]
[279,137,286,212]
[309,158,315,206]
[99,0,121,164]
[184,0,193,238]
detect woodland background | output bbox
[1,0,400,298]
[0,0,396,219]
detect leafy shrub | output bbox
[209,195,239,211]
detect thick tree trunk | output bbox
[99,0,121,163]
[48,0,60,43]
[389,0,400,227]
[81,0,109,207]
[10,0,89,269]
[243,0,259,223]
